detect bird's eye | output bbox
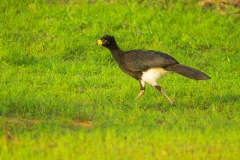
[102,39,107,44]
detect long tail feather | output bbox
[164,64,210,80]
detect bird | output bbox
[97,35,210,105]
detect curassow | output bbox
[97,35,210,104]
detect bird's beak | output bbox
[96,40,102,45]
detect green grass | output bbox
[0,0,240,159]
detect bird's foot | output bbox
[170,100,177,105]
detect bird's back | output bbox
[123,50,179,72]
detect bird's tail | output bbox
[164,64,210,80]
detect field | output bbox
[0,0,240,159]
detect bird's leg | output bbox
[154,85,175,105]
[136,80,145,99]
[136,90,145,99]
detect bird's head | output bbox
[97,35,118,49]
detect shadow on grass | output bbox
[136,92,239,113]
[183,93,240,111]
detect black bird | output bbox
[97,35,210,104]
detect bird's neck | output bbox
[105,44,124,61]
[108,47,124,63]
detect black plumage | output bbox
[97,35,210,104]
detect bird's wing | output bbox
[123,50,179,71]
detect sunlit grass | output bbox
[0,0,239,159]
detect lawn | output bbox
[0,0,239,159]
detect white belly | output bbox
[141,68,168,86]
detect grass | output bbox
[0,0,240,159]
